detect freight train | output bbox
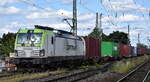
[11,25,150,69]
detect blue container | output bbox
[147,49,150,55]
[137,48,141,56]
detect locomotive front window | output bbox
[17,33,42,44]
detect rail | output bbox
[117,60,150,82]
[21,63,111,82]
[143,70,150,82]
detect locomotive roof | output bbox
[35,25,73,35]
[17,28,45,33]
[17,25,74,35]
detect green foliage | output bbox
[88,27,109,41]
[102,33,109,41]
[146,76,150,82]
[88,28,130,44]
[79,63,101,69]
[108,31,129,44]
[137,43,148,48]
[0,32,16,57]
[111,55,149,73]
[88,27,102,39]
[0,68,68,82]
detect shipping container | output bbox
[141,48,147,55]
[147,49,150,55]
[137,48,147,55]
[101,42,119,57]
[119,45,131,57]
[84,37,100,57]
[137,48,141,55]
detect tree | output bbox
[137,43,148,48]
[88,27,109,41]
[88,27,101,39]
[0,33,16,57]
[102,33,109,41]
[108,31,130,44]
[88,28,129,44]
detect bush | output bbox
[111,55,149,73]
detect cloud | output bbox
[27,7,38,11]
[102,0,149,13]
[130,30,138,35]
[78,13,95,21]
[102,14,144,23]
[63,0,72,4]
[56,9,72,17]
[26,12,57,19]
[0,6,21,14]
[0,21,21,36]
[118,14,144,22]
[0,0,19,5]
[26,9,72,19]
[0,0,35,6]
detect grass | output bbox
[146,75,150,82]
[0,68,68,82]
[79,63,101,69]
[111,55,149,73]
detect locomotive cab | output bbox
[15,29,45,58]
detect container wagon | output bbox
[119,45,132,57]
[137,48,147,56]
[141,48,147,55]
[84,37,100,62]
[101,42,119,60]
[147,49,150,55]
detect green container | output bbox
[101,42,119,57]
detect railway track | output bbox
[0,73,14,78]
[117,60,150,82]
[20,63,111,82]
[0,72,24,80]
[0,56,145,81]
[143,70,150,82]
[0,68,46,79]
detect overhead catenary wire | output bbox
[20,0,75,19]
[21,0,50,12]
[79,0,97,13]
[100,0,117,27]
[79,0,112,31]
[21,1,75,23]
[133,0,145,18]
[18,0,150,32]
[20,0,115,31]
[107,0,119,27]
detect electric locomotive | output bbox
[11,25,85,68]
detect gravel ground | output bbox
[78,57,150,82]
[78,71,124,82]
[119,61,150,82]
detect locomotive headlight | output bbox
[40,49,45,56]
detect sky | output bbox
[0,0,150,47]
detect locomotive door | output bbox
[54,37,66,56]
[46,35,54,56]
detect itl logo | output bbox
[114,47,118,51]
